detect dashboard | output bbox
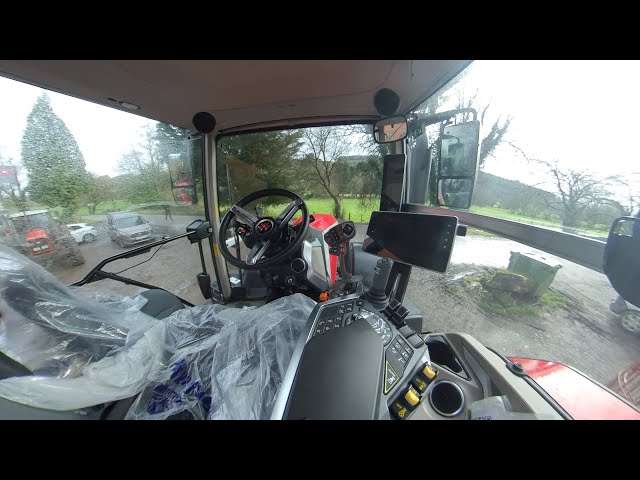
[271,293,565,420]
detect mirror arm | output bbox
[410,108,477,128]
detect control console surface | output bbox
[273,294,436,420]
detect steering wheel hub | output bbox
[255,218,275,236]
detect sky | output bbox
[443,60,640,196]
[1,61,639,199]
[0,76,155,177]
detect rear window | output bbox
[114,216,145,228]
[11,213,51,234]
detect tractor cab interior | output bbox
[0,60,639,420]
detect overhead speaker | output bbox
[374,88,400,116]
[192,111,216,134]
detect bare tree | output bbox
[512,182,546,218]
[117,124,169,200]
[82,174,119,212]
[455,89,512,169]
[510,143,617,228]
[608,173,640,216]
[299,126,352,218]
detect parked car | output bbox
[105,212,155,248]
[66,223,99,244]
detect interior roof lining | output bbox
[0,60,472,132]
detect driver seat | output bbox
[0,288,186,420]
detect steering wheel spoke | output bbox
[276,198,303,230]
[246,240,271,266]
[231,205,258,227]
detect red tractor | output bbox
[0,210,84,269]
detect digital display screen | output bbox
[363,211,458,272]
[379,154,405,212]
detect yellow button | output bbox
[404,388,420,406]
[423,365,437,379]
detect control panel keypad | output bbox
[313,301,358,338]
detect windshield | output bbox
[405,60,640,403]
[114,216,146,228]
[217,125,385,225]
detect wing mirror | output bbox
[603,216,640,309]
[373,115,408,144]
[436,120,481,209]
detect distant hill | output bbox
[473,171,558,219]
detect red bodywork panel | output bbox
[510,357,640,420]
[25,228,53,255]
[306,213,337,232]
[25,228,49,242]
[329,249,337,283]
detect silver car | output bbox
[105,212,155,248]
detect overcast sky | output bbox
[0,76,155,177]
[1,61,639,198]
[449,60,640,194]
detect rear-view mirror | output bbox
[603,216,640,308]
[436,120,480,209]
[373,115,408,144]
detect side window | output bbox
[0,78,210,305]
[406,60,640,397]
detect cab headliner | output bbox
[0,60,471,132]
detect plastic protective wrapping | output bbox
[0,246,315,417]
[0,246,166,410]
[125,293,315,420]
[0,246,158,378]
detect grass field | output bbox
[469,205,608,235]
[261,197,378,223]
[32,195,609,238]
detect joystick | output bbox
[322,222,362,299]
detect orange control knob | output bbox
[319,292,329,302]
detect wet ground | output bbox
[405,235,640,385]
[48,217,640,386]
[51,214,215,305]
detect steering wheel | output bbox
[218,189,310,270]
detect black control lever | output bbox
[186,220,213,300]
[366,258,392,304]
[324,221,361,296]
